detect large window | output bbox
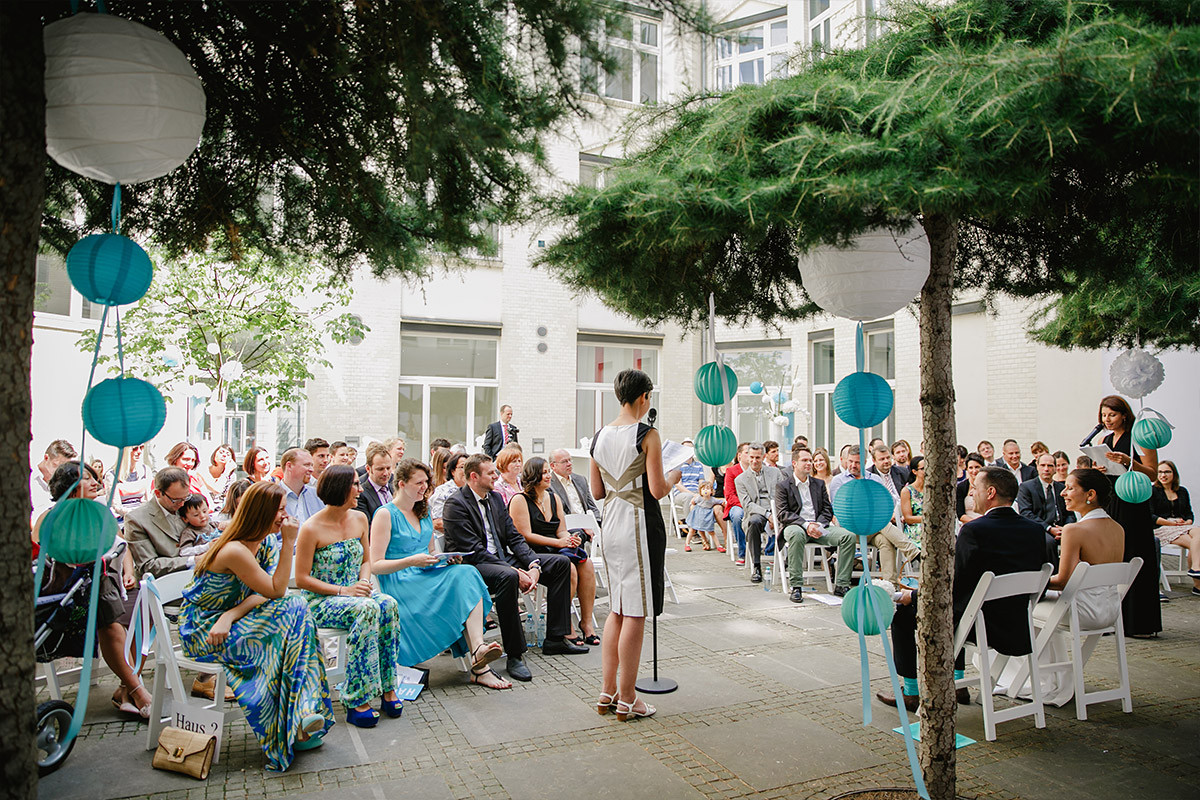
[810,0,834,55]
[719,346,794,445]
[811,335,836,454]
[715,14,789,90]
[398,331,500,456]
[576,341,659,447]
[35,254,106,320]
[866,323,896,444]
[581,15,661,105]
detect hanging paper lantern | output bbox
[219,360,244,381]
[40,498,118,566]
[206,342,221,355]
[841,584,895,635]
[694,424,737,468]
[798,226,931,321]
[190,383,212,399]
[832,478,895,536]
[82,377,166,447]
[1115,470,1153,504]
[43,13,206,185]
[66,234,153,307]
[750,381,764,394]
[1132,411,1173,450]
[832,371,893,429]
[161,344,184,368]
[693,362,738,405]
[1109,349,1164,399]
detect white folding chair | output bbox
[802,544,836,593]
[142,572,240,763]
[953,564,1052,741]
[668,493,689,539]
[317,628,349,688]
[769,498,790,592]
[1159,543,1186,590]
[1010,558,1142,720]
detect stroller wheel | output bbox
[36,700,76,776]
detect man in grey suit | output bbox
[734,442,782,583]
[547,449,601,527]
[775,446,857,602]
[124,467,191,579]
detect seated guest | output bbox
[1053,450,1071,484]
[329,441,352,465]
[1017,453,1064,565]
[763,440,781,469]
[297,466,405,725]
[305,438,332,482]
[180,483,334,768]
[776,447,856,603]
[509,457,599,645]
[177,494,221,558]
[200,444,238,502]
[36,462,151,719]
[862,446,922,583]
[243,446,273,483]
[977,440,995,464]
[355,443,394,523]
[1049,469,1125,624]
[431,452,468,532]
[165,441,211,502]
[370,459,510,690]
[279,447,324,523]
[812,447,837,483]
[443,454,586,682]
[343,445,358,467]
[356,437,404,480]
[879,466,1048,711]
[899,455,926,549]
[734,442,783,583]
[1151,460,1199,594]
[891,439,913,469]
[956,444,969,483]
[430,447,453,488]
[671,443,705,501]
[997,438,1036,482]
[213,479,251,530]
[89,458,110,497]
[956,454,986,523]
[1076,454,1095,469]
[429,437,452,461]
[109,444,151,520]
[1030,440,1050,462]
[494,446,523,505]
[724,444,750,565]
[30,438,76,522]
[125,467,192,579]
[548,448,602,526]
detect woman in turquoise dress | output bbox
[369,458,510,690]
[296,465,404,728]
[180,482,334,771]
[899,455,926,550]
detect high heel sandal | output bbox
[295,713,327,749]
[346,706,380,728]
[615,697,656,721]
[381,697,404,718]
[596,691,618,715]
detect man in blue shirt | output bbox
[280,447,325,523]
[673,437,705,498]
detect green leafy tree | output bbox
[538,2,1198,796]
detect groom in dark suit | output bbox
[482,405,517,458]
[443,453,586,682]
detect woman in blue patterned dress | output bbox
[180,482,334,771]
[370,458,510,690]
[296,466,404,727]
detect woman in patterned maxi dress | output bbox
[180,482,334,772]
[589,369,681,721]
[296,466,404,726]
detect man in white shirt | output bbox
[734,443,782,583]
[775,447,857,602]
[356,443,394,522]
[833,446,919,584]
[1016,452,1063,565]
[999,439,1036,483]
[280,447,325,523]
[30,438,75,523]
[547,449,601,526]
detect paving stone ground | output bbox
[37,545,1198,800]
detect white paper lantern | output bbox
[798,226,931,321]
[205,342,221,355]
[1109,349,1164,399]
[44,13,206,185]
[219,360,244,381]
[190,382,212,399]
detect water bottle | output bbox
[764,562,772,592]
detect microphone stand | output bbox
[637,407,678,695]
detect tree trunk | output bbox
[915,213,959,800]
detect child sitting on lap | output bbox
[178,494,221,558]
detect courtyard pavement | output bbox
[38,544,1198,800]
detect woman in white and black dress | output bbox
[589,369,680,722]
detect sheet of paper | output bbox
[1080,445,1125,475]
[395,666,426,686]
[660,440,695,475]
[565,513,599,534]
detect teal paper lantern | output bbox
[694,424,737,469]
[832,371,893,429]
[841,584,895,635]
[694,362,738,405]
[40,498,118,565]
[82,377,166,447]
[1132,415,1173,450]
[1115,470,1153,504]
[749,381,764,394]
[66,234,153,307]
[832,478,895,536]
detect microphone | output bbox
[647,408,658,427]
[1079,423,1103,448]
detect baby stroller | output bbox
[33,542,125,776]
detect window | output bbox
[275,403,305,455]
[398,331,500,457]
[719,346,794,446]
[579,153,616,189]
[810,0,834,57]
[811,336,836,454]
[35,253,113,321]
[582,15,661,104]
[866,324,896,444]
[576,342,660,447]
[715,16,789,90]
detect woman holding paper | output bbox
[296,466,404,727]
[370,458,510,689]
[589,369,681,721]
[1096,395,1160,637]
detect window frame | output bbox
[581,13,663,105]
[575,338,661,447]
[865,322,896,444]
[714,11,790,91]
[810,333,836,455]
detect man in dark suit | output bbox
[443,453,585,682]
[355,442,393,523]
[481,405,517,459]
[547,449,601,526]
[775,446,857,603]
[1017,453,1065,566]
[996,438,1036,483]
[878,466,1048,711]
[356,436,404,481]
[866,444,912,496]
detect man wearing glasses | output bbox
[124,467,193,579]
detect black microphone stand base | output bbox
[635,610,677,694]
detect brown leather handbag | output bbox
[152,726,216,779]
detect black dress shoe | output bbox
[506,657,532,681]
[833,585,849,597]
[790,588,804,604]
[750,568,763,583]
[542,637,589,656]
[876,691,920,712]
[956,687,971,705]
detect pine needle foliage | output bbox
[538,0,1199,345]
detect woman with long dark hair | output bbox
[179,482,334,770]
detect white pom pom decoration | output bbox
[1109,349,1164,399]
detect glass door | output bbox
[429,386,468,456]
